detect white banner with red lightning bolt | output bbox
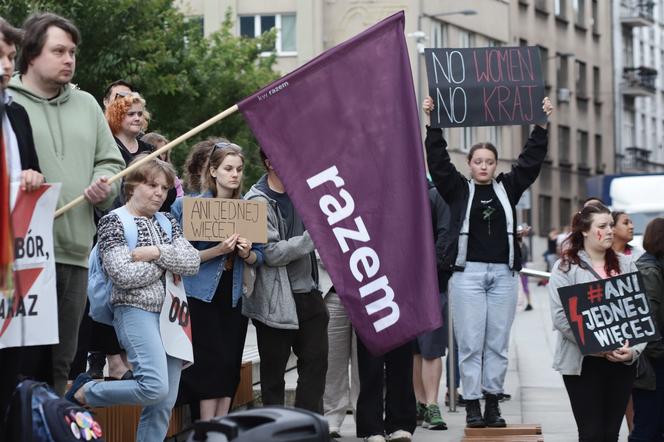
[0,183,60,349]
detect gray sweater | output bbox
[548,251,645,375]
[242,182,315,329]
[97,212,200,312]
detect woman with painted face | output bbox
[424,96,552,428]
[611,211,644,260]
[171,139,264,420]
[548,204,644,441]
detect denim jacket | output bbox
[171,192,265,307]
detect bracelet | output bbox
[243,251,252,260]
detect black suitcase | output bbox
[186,406,329,442]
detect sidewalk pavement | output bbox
[243,280,631,441]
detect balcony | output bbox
[622,146,652,172]
[620,1,655,27]
[622,66,657,96]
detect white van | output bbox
[610,175,664,248]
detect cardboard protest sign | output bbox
[1,183,61,349]
[424,46,547,128]
[182,197,267,243]
[557,271,661,355]
[160,272,193,366]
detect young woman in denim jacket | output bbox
[171,139,264,420]
[424,96,552,428]
[549,204,644,441]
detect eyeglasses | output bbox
[114,91,140,101]
[210,141,242,157]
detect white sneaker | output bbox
[364,435,386,442]
[387,429,412,442]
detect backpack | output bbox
[88,206,172,325]
[4,379,105,442]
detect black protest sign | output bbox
[557,271,661,355]
[424,46,547,128]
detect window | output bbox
[522,124,532,148]
[575,60,587,97]
[577,130,589,167]
[539,195,552,234]
[431,22,448,48]
[652,117,657,150]
[556,53,569,88]
[540,164,553,190]
[594,134,603,172]
[555,0,567,18]
[539,46,550,85]
[460,126,475,150]
[185,16,204,39]
[489,126,502,148]
[458,30,474,48]
[591,0,599,33]
[623,100,636,147]
[239,13,297,54]
[622,28,634,66]
[593,66,600,100]
[560,198,572,229]
[559,125,571,164]
[573,0,585,26]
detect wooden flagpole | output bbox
[54,104,239,218]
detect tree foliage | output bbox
[0,0,279,185]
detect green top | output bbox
[9,75,125,268]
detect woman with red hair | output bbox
[105,93,153,165]
[548,203,645,441]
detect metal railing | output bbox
[623,66,658,92]
[620,1,655,22]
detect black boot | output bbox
[484,393,507,427]
[465,399,486,428]
[86,352,105,379]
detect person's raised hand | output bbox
[422,96,434,126]
[536,97,553,128]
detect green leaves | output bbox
[3,1,280,185]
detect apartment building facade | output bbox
[179,0,616,238]
[614,0,664,173]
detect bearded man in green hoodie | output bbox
[8,12,124,395]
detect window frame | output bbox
[239,13,297,56]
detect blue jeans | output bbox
[83,306,182,442]
[449,262,517,400]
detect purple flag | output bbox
[238,11,441,355]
